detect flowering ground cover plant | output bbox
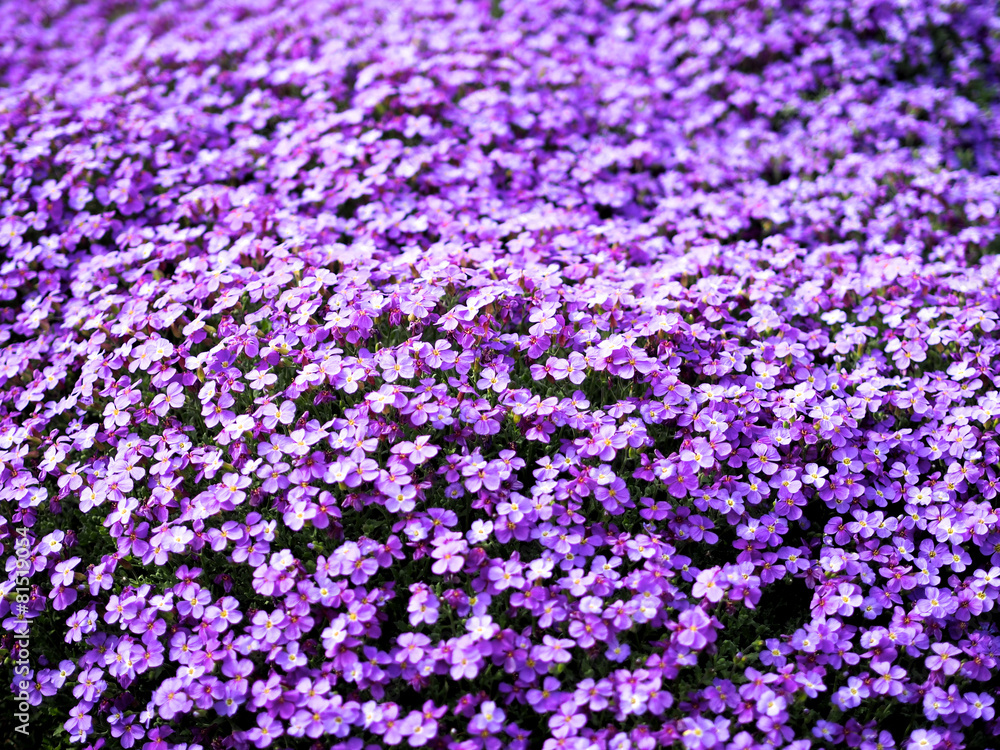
[2,0,1000,749]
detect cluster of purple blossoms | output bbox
[2,0,1000,749]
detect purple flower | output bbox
[396,633,431,665]
[72,667,106,703]
[153,677,192,720]
[248,714,284,748]
[676,607,714,650]
[916,587,959,619]
[870,662,906,696]
[431,536,467,575]
[834,676,870,709]
[548,701,586,738]
[3,4,1000,748]
[679,715,730,749]
[533,635,575,665]
[906,729,941,750]
[925,642,962,675]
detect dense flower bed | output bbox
[2,0,1000,749]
